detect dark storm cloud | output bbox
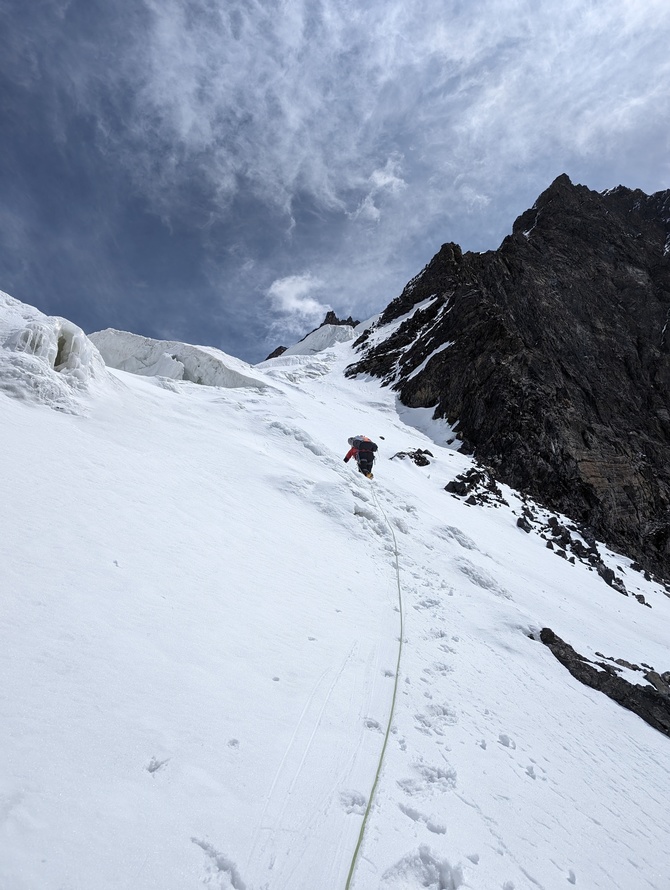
[1,0,669,360]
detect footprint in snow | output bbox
[427,628,450,641]
[392,516,410,534]
[146,756,170,774]
[398,762,457,796]
[423,662,453,677]
[267,421,326,457]
[340,790,367,815]
[191,838,246,890]
[398,803,447,835]
[414,703,459,737]
[413,597,442,612]
[455,557,512,600]
[434,524,480,552]
[381,846,463,888]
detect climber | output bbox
[343,435,378,479]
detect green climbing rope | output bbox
[344,482,404,889]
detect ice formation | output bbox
[90,328,268,389]
[0,291,108,411]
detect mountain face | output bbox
[348,174,670,580]
[3,289,670,889]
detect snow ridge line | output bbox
[344,482,404,890]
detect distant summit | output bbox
[348,174,670,579]
[263,311,360,361]
[319,310,360,329]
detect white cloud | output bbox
[349,154,407,222]
[53,0,668,239]
[267,273,329,319]
[7,0,670,356]
[266,273,331,343]
[350,195,382,224]
[369,156,407,196]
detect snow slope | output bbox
[282,323,357,356]
[2,296,670,890]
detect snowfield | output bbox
[1,293,669,890]
[281,322,357,356]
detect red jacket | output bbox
[343,446,358,463]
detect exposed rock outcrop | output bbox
[444,466,508,508]
[540,627,670,738]
[348,175,670,578]
[320,310,359,328]
[264,345,287,360]
[391,448,433,466]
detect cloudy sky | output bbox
[2,0,669,361]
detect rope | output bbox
[344,481,404,890]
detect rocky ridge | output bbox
[348,175,670,579]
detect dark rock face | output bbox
[264,345,287,361]
[444,466,509,508]
[391,448,433,466]
[540,628,670,738]
[320,310,360,328]
[348,175,670,578]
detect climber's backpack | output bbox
[351,435,378,453]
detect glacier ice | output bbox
[0,291,108,411]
